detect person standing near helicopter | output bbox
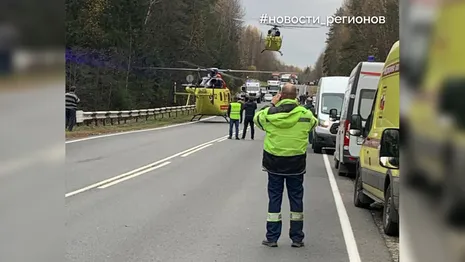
[241,97,257,140]
[227,97,242,140]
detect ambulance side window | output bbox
[363,89,378,137]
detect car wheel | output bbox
[313,144,322,153]
[333,157,339,169]
[337,163,347,177]
[353,164,373,208]
[383,184,399,236]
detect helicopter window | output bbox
[200,78,209,86]
[209,79,223,88]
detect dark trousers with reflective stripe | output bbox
[266,173,305,242]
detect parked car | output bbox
[264,93,273,102]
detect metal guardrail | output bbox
[76,105,197,125]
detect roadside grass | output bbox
[66,114,194,140]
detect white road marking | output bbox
[65,134,228,197]
[65,116,216,144]
[322,154,362,262]
[181,144,212,157]
[216,137,228,142]
[98,162,171,189]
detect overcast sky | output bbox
[240,0,344,69]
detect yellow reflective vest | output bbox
[229,102,241,120]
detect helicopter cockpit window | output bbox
[212,79,223,88]
[200,77,209,86]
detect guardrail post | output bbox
[160,108,166,119]
[92,113,98,126]
[103,112,109,126]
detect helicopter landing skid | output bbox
[261,49,282,56]
[190,114,230,123]
[190,114,204,121]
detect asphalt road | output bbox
[65,115,396,262]
[0,80,64,262]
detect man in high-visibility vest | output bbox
[254,83,317,248]
[227,97,243,139]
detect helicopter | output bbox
[141,62,297,122]
[262,23,321,56]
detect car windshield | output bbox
[247,85,259,91]
[321,93,344,114]
[359,89,376,120]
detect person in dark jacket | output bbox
[241,97,257,140]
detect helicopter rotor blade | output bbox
[177,60,207,69]
[220,69,298,74]
[137,66,206,72]
[232,18,247,22]
[140,61,299,79]
[178,61,267,79]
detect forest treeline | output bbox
[65,0,399,110]
[65,0,299,111]
[299,0,399,85]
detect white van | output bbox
[333,62,384,176]
[311,76,349,153]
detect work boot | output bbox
[235,137,240,140]
[228,136,231,139]
[262,240,278,247]
[291,242,304,248]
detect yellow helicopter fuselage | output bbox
[264,35,282,51]
[186,86,231,116]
